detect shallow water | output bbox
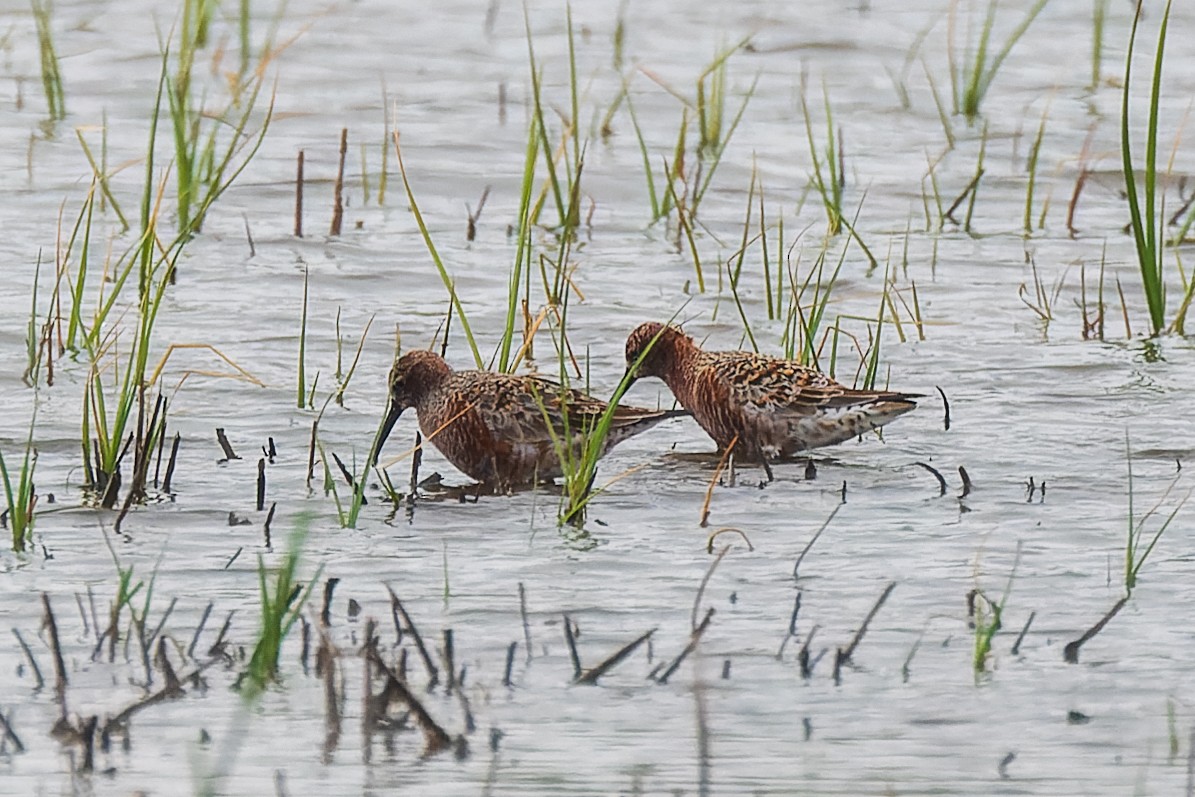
[2,0,1195,794]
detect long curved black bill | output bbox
[367,400,405,472]
[620,369,638,390]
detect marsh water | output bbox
[3,0,1195,794]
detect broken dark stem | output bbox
[1011,609,1036,655]
[577,627,656,685]
[256,458,266,511]
[562,613,582,680]
[518,582,532,663]
[263,502,276,550]
[777,591,802,659]
[502,641,517,687]
[215,428,239,460]
[0,709,24,753]
[913,461,947,496]
[330,128,348,236]
[840,581,897,663]
[321,577,339,628]
[655,610,713,684]
[793,506,840,579]
[41,593,68,705]
[365,640,455,756]
[442,628,456,695]
[386,586,439,688]
[935,386,950,431]
[798,625,821,679]
[306,421,319,487]
[12,628,45,690]
[186,602,213,661]
[958,465,972,497]
[161,433,181,493]
[1064,595,1129,664]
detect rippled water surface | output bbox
[2,0,1195,794]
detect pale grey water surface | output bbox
[2,0,1195,794]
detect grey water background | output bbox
[1,0,1195,794]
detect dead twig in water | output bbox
[12,629,44,690]
[386,586,439,687]
[834,582,896,682]
[41,593,68,704]
[914,461,947,496]
[465,185,490,241]
[0,708,24,753]
[330,128,347,236]
[1064,595,1129,663]
[576,628,656,685]
[699,435,738,527]
[1011,610,1035,655]
[518,582,532,663]
[654,609,713,684]
[793,506,839,580]
[935,386,950,431]
[562,614,582,680]
[215,428,239,460]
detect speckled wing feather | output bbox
[702,351,875,414]
[456,372,625,443]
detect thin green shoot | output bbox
[496,114,542,374]
[1092,0,1111,90]
[393,132,483,368]
[1023,104,1049,235]
[922,61,955,149]
[1124,432,1188,594]
[75,128,128,231]
[973,541,1021,674]
[31,0,66,121]
[662,157,704,293]
[297,263,309,408]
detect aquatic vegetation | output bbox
[949,0,1049,120]
[801,85,845,238]
[1023,103,1050,235]
[0,409,38,553]
[1120,0,1180,337]
[971,542,1020,675]
[393,133,483,368]
[30,0,66,122]
[1091,0,1111,89]
[245,517,320,694]
[1123,434,1186,594]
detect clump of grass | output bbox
[1121,0,1177,337]
[31,0,66,122]
[552,323,670,528]
[625,42,754,239]
[972,542,1021,675]
[0,407,38,553]
[801,85,845,237]
[68,47,268,509]
[949,0,1049,120]
[244,516,321,696]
